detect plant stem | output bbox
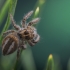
[14,58,19,70]
[13,49,22,70]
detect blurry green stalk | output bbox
[46,54,55,70]
[33,0,46,18]
[0,0,11,25]
[0,0,18,44]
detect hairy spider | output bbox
[2,10,40,58]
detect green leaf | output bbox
[32,0,46,19]
[0,0,18,44]
[46,54,55,70]
[0,0,11,25]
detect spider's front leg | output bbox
[28,34,40,46]
[27,18,40,26]
[21,11,33,28]
[3,30,16,37]
[10,14,21,30]
[21,44,27,50]
[27,40,35,46]
[32,34,40,43]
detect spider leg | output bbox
[27,33,40,46]
[10,14,21,30]
[21,10,33,28]
[21,44,27,49]
[28,34,40,46]
[3,30,16,37]
[21,41,27,49]
[32,34,40,43]
[27,18,40,26]
[27,40,35,46]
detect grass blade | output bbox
[0,0,11,25]
[46,54,55,70]
[0,0,18,44]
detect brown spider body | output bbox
[18,26,35,40]
[2,10,40,57]
[2,32,19,55]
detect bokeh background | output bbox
[0,0,70,70]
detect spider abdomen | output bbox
[2,33,19,55]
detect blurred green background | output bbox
[0,0,70,70]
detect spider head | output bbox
[18,26,36,40]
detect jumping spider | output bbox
[2,10,40,58]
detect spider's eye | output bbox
[18,33,22,38]
[24,31,29,35]
[25,36,30,40]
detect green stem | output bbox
[13,49,22,70]
[13,58,19,70]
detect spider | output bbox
[2,10,40,58]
